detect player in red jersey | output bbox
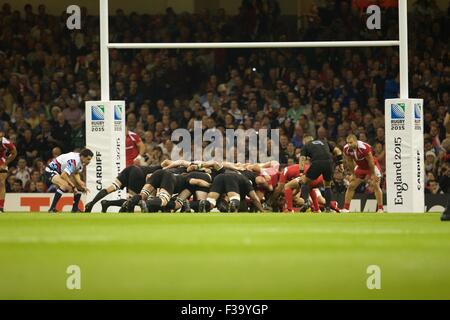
[0,131,17,212]
[125,127,147,167]
[284,165,340,212]
[342,134,384,213]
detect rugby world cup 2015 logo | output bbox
[414,103,422,130]
[391,103,405,130]
[114,104,123,131]
[91,105,105,132]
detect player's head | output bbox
[346,134,358,149]
[80,148,94,166]
[303,135,313,145]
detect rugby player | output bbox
[342,134,384,213]
[0,131,17,212]
[44,149,93,212]
[298,135,344,212]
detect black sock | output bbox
[190,201,199,211]
[50,189,64,210]
[301,184,310,205]
[90,189,109,206]
[72,192,82,211]
[324,187,332,210]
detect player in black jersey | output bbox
[159,160,228,212]
[198,170,266,212]
[84,164,161,212]
[298,135,344,212]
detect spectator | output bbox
[13,158,31,188]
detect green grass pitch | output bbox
[0,212,449,300]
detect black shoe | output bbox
[441,211,450,221]
[100,200,109,213]
[300,203,310,213]
[229,199,240,213]
[181,200,191,213]
[0,208,4,213]
[119,201,128,213]
[71,208,82,213]
[84,202,94,213]
[48,208,58,213]
[198,200,211,213]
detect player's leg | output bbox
[48,174,73,212]
[284,178,300,212]
[342,172,363,212]
[166,189,192,212]
[323,180,333,212]
[68,175,84,212]
[199,174,225,212]
[372,166,384,212]
[85,180,122,212]
[321,161,334,212]
[146,187,172,211]
[309,188,320,212]
[227,191,241,212]
[299,162,321,212]
[299,175,313,212]
[0,167,7,212]
[145,171,176,211]
[127,170,163,212]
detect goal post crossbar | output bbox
[107,41,400,49]
[99,0,409,100]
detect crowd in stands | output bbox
[0,0,449,195]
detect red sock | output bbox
[309,190,319,211]
[343,202,350,210]
[0,199,4,209]
[284,188,293,211]
[377,204,384,210]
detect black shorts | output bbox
[44,167,58,187]
[306,160,333,182]
[147,169,177,195]
[210,173,239,195]
[185,171,212,194]
[116,166,146,194]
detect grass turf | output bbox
[0,212,449,300]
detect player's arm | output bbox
[333,147,344,172]
[188,178,211,188]
[164,159,190,169]
[299,155,307,173]
[248,190,265,212]
[72,172,89,193]
[200,160,221,170]
[344,154,355,173]
[222,161,245,171]
[5,144,17,166]
[135,140,149,163]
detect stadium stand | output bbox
[0,0,449,196]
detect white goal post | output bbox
[88,0,424,213]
